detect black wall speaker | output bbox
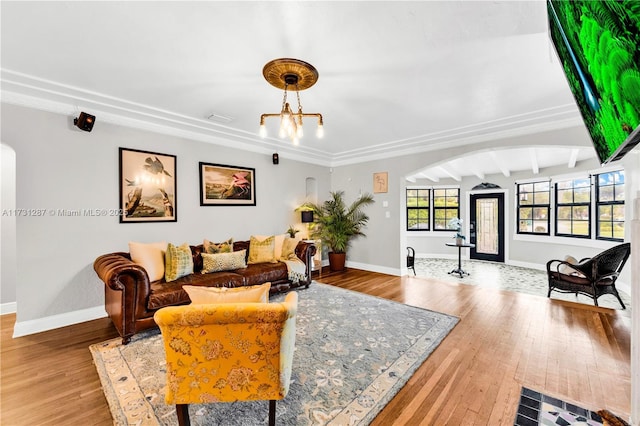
[272,153,279,165]
[74,112,95,132]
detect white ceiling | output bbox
[1,1,592,173]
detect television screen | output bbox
[547,0,640,164]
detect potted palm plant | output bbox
[301,191,374,272]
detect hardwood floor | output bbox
[0,268,631,425]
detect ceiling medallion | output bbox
[259,58,323,145]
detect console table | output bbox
[445,242,475,278]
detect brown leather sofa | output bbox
[94,240,316,344]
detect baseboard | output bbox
[12,306,107,338]
[345,261,401,276]
[0,301,17,315]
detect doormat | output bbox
[514,387,604,425]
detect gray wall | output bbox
[1,104,329,328]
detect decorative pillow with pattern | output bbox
[203,238,233,254]
[201,250,247,273]
[281,237,300,260]
[165,243,194,282]
[129,241,168,282]
[183,282,271,304]
[248,235,277,264]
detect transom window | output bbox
[517,181,550,235]
[596,170,624,241]
[406,188,430,231]
[555,178,591,238]
[433,188,460,231]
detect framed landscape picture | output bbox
[199,162,256,206]
[119,148,177,223]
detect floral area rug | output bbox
[90,282,459,425]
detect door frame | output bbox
[465,189,509,263]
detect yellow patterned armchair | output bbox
[154,292,298,426]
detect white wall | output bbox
[1,144,18,313]
[1,103,329,334]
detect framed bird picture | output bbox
[119,147,177,223]
[199,162,256,206]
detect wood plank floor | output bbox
[0,268,631,425]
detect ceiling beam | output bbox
[405,176,417,183]
[530,148,539,174]
[568,149,579,168]
[418,172,439,182]
[438,165,461,182]
[489,151,511,177]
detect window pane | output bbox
[519,207,532,220]
[613,205,625,221]
[573,220,589,236]
[598,222,613,238]
[557,206,572,220]
[534,182,550,192]
[574,187,590,203]
[434,219,447,230]
[613,223,625,239]
[557,189,573,203]
[534,192,549,204]
[598,205,612,221]
[615,184,625,201]
[599,185,614,202]
[520,183,533,193]
[533,207,548,220]
[557,220,572,234]
[519,220,532,232]
[519,193,533,205]
[573,205,589,220]
[533,221,548,233]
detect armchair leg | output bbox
[176,404,190,426]
[268,400,277,426]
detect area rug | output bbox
[90,282,459,425]
[514,387,604,426]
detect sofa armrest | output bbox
[94,252,150,293]
[295,241,317,283]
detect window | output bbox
[596,170,624,241]
[433,188,460,230]
[406,188,430,230]
[555,178,591,238]
[517,181,550,235]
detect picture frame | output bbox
[199,162,256,206]
[119,147,177,223]
[373,172,388,193]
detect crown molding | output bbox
[2,69,583,168]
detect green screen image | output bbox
[547,0,640,164]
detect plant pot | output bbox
[328,252,346,272]
[455,237,463,246]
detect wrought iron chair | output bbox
[546,243,630,309]
[154,292,298,426]
[407,247,416,276]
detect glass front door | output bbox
[470,192,504,262]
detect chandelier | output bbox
[259,58,324,145]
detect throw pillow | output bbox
[248,235,277,264]
[559,255,586,277]
[165,243,194,282]
[203,238,233,254]
[274,234,286,260]
[129,241,167,282]
[183,282,271,304]
[281,237,300,260]
[201,250,247,273]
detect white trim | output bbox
[12,306,106,338]
[513,233,622,250]
[0,302,17,315]
[345,260,400,276]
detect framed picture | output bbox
[199,162,256,206]
[373,172,388,193]
[119,148,177,223]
